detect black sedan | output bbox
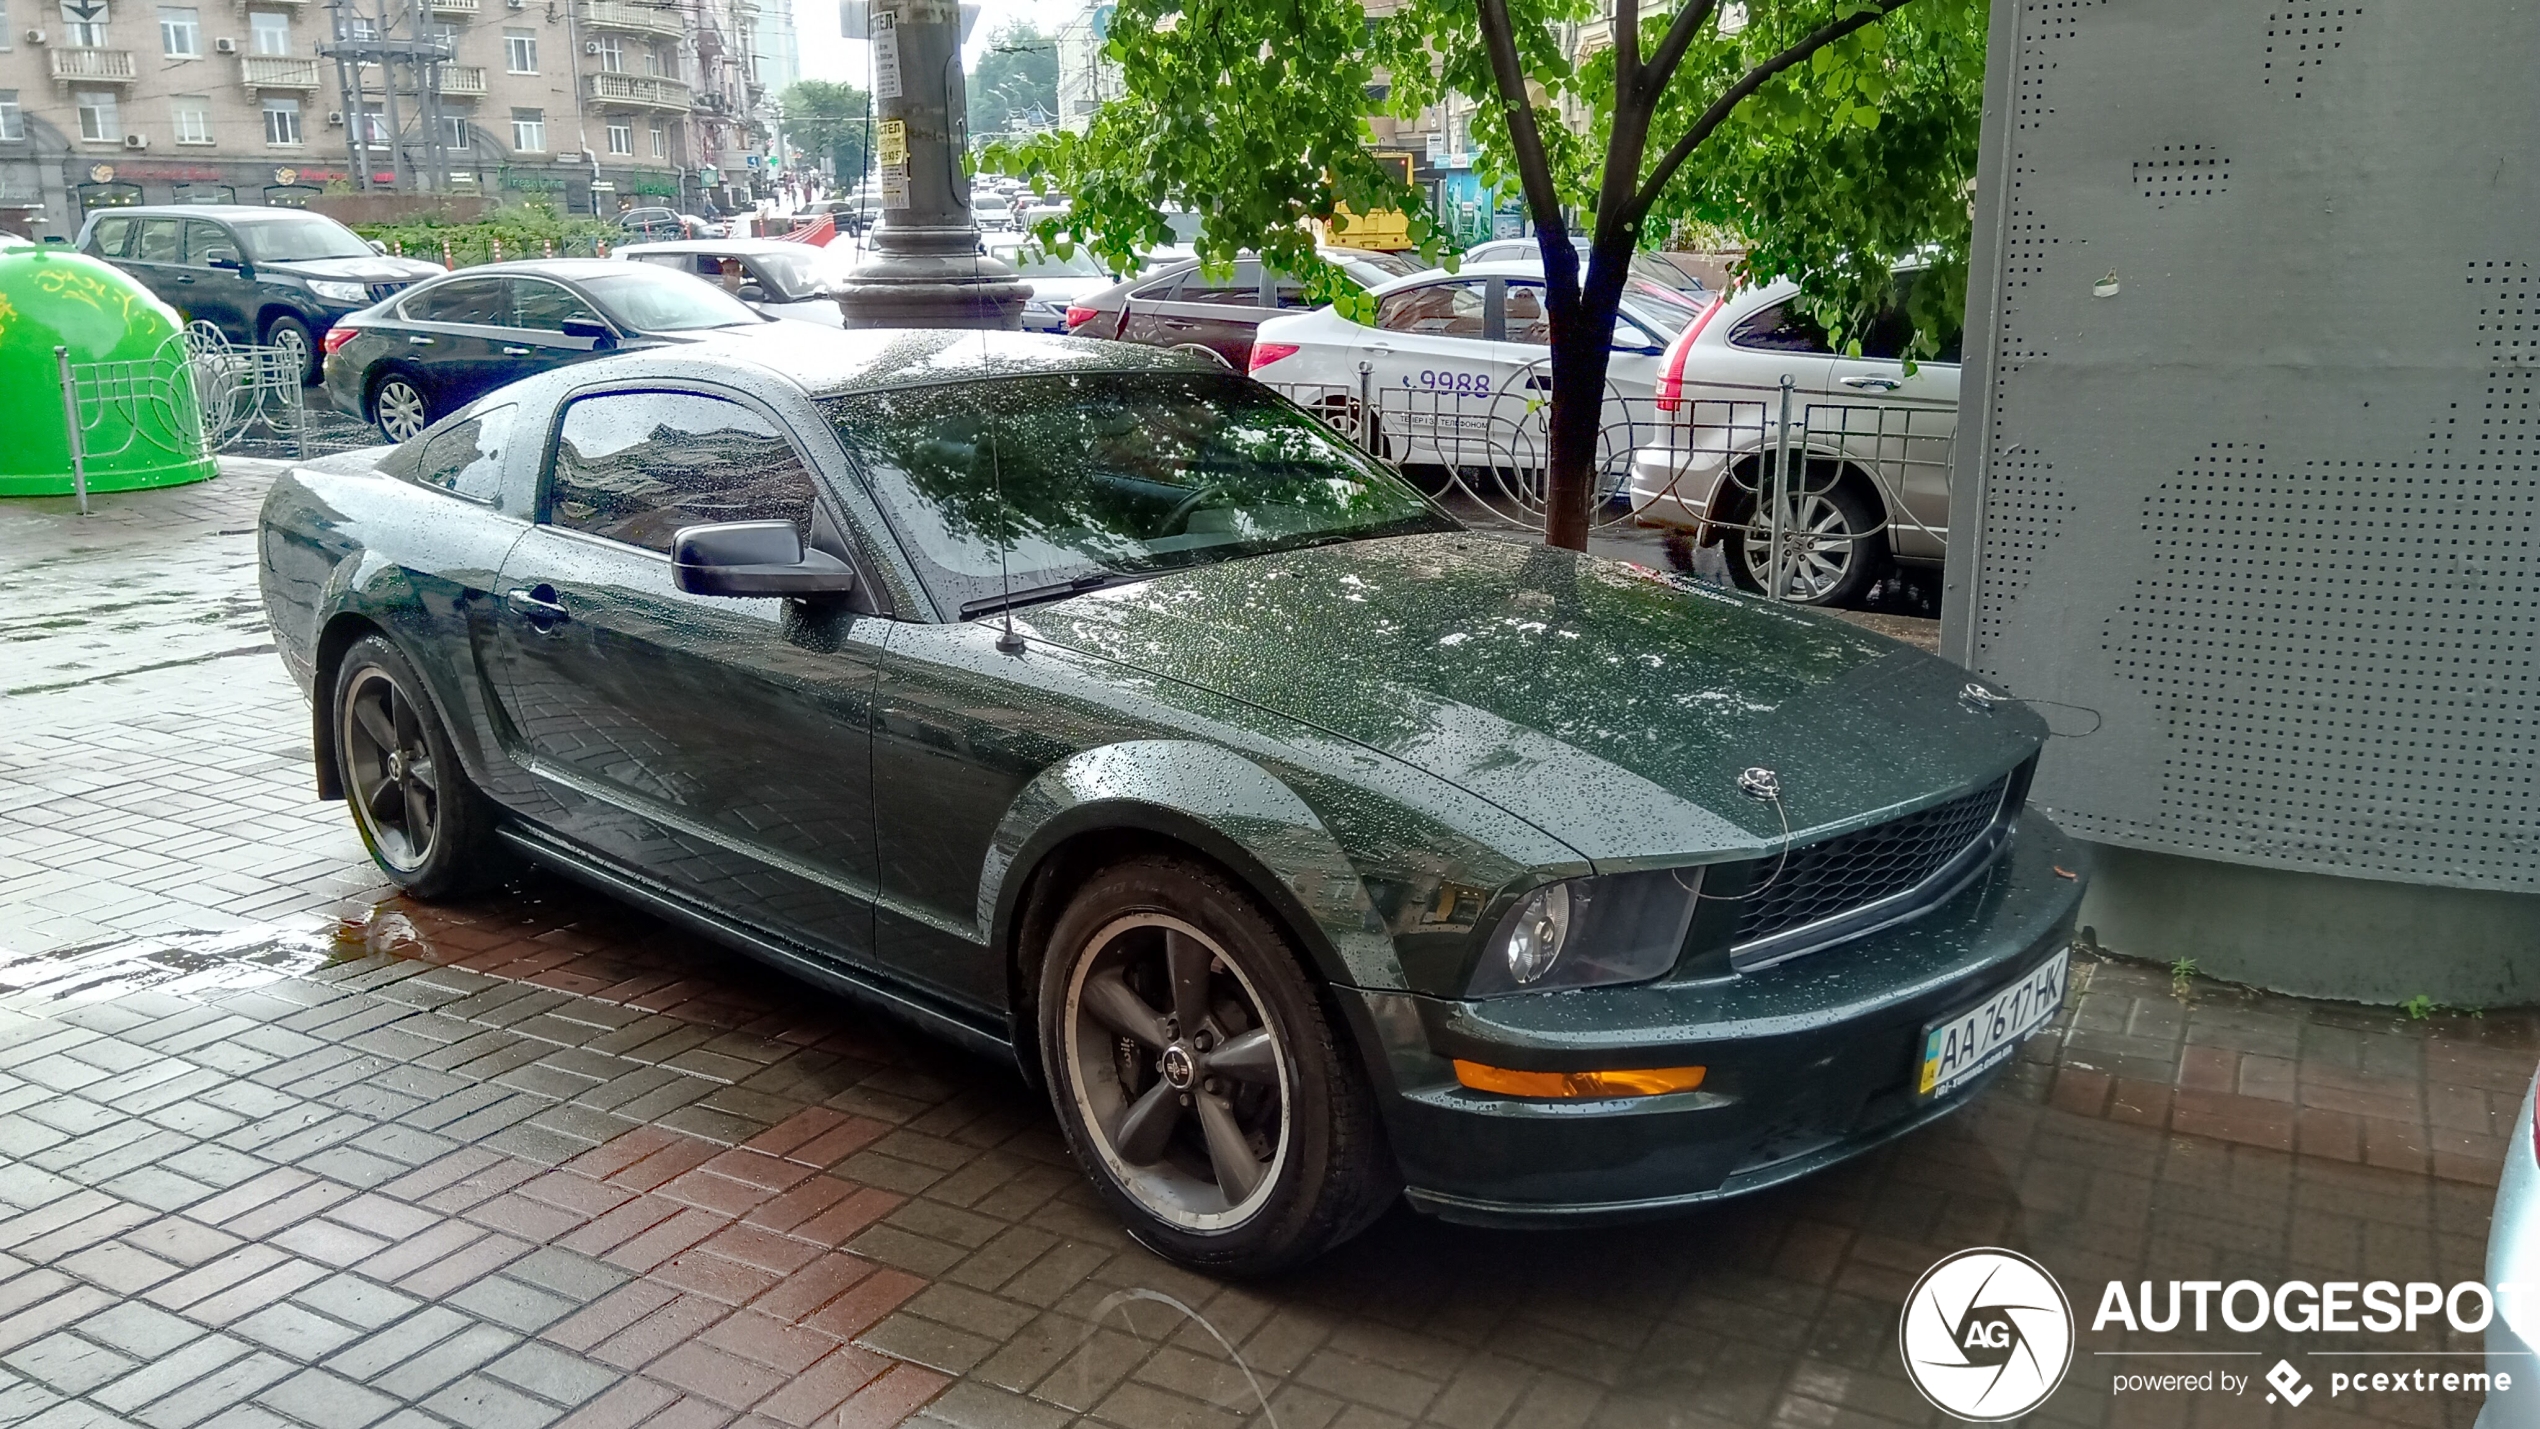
[258,327,2084,1273]
[320,259,770,442]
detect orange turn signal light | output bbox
[1451,1059,1707,1100]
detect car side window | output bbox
[1375,281,1485,337]
[378,403,515,504]
[1729,301,1834,354]
[1502,281,1552,345]
[628,253,687,273]
[402,278,508,326]
[88,216,134,257]
[512,279,603,332]
[547,391,817,554]
[134,219,183,263]
[1175,261,1265,307]
[182,221,235,269]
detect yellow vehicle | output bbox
[1319,151,1419,252]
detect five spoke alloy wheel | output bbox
[1039,856,1393,1274]
[330,635,506,899]
[1063,914,1291,1230]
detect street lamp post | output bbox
[834,0,1024,329]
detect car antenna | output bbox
[974,182,1024,657]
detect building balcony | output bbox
[49,47,137,83]
[427,0,479,12]
[430,63,486,94]
[584,70,689,110]
[238,53,322,87]
[578,1,682,38]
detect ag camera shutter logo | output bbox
[1900,1248,2075,1420]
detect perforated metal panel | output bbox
[1944,0,2540,892]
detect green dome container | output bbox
[0,244,216,498]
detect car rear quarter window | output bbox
[402,277,508,326]
[87,215,134,256]
[379,403,515,505]
[1729,300,1834,354]
[546,391,817,553]
[1376,281,1485,337]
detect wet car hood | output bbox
[260,255,446,284]
[1025,532,2047,865]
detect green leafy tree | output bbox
[987,0,1984,550]
[967,21,1060,140]
[778,79,873,183]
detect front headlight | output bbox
[306,279,368,303]
[1466,868,1703,997]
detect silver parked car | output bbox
[1627,269,1959,607]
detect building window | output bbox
[647,120,663,157]
[0,1,12,50]
[249,11,287,54]
[172,94,210,143]
[594,33,621,71]
[158,5,198,56]
[510,107,543,151]
[357,105,386,146]
[62,1,105,47]
[75,91,118,142]
[262,96,301,146]
[604,120,630,155]
[0,92,20,143]
[346,15,375,40]
[440,114,469,150]
[430,20,457,45]
[503,27,535,73]
[644,41,669,77]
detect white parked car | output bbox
[1246,259,1694,476]
[614,239,843,328]
[1626,270,1959,606]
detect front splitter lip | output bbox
[1400,1061,2001,1229]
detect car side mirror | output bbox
[367,239,388,255]
[560,317,616,348]
[206,252,240,271]
[671,521,857,598]
[735,282,766,303]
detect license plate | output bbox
[1916,949,2069,1100]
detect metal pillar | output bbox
[832,0,1024,329]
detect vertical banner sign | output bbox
[870,9,902,100]
[876,118,909,208]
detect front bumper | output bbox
[1345,814,2088,1226]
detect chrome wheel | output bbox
[340,666,440,873]
[268,324,310,380]
[375,379,428,442]
[1062,914,1290,1231]
[1741,490,1862,603]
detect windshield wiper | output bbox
[960,572,1134,620]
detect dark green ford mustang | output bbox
[257,326,2084,1274]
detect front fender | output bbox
[982,740,1405,993]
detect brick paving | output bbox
[0,464,2533,1428]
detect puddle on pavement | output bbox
[0,908,433,1004]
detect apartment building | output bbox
[0,0,773,236]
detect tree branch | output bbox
[1474,0,1577,294]
[1630,0,1917,219]
[1637,0,1720,105]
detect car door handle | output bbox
[175,275,196,284]
[408,334,437,346]
[1841,375,1901,391]
[501,345,531,355]
[505,585,568,626]
[1365,344,1393,356]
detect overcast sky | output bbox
[795,0,1082,93]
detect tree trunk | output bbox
[1542,251,1633,550]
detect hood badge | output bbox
[1737,767,1782,801]
[1960,681,2007,713]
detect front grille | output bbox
[1732,771,2017,955]
[365,281,412,303]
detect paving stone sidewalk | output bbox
[1,464,2533,1429]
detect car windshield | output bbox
[825,371,1456,617]
[236,216,372,262]
[995,245,1109,278]
[581,268,763,331]
[1623,297,1692,340]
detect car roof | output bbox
[419,258,642,279]
[1364,259,1558,294]
[93,205,337,222]
[615,240,814,256]
[583,326,1222,397]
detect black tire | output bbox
[1723,465,1890,608]
[371,373,430,444]
[332,635,507,899]
[1037,855,1394,1276]
[263,314,318,385]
